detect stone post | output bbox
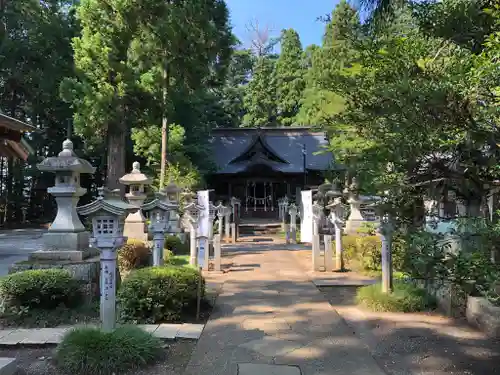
[224,210,231,243]
[379,214,394,293]
[288,203,298,244]
[119,162,152,242]
[213,234,222,273]
[231,223,237,243]
[34,139,95,261]
[312,202,323,271]
[217,210,224,240]
[190,224,197,266]
[323,234,333,272]
[151,229,164,266]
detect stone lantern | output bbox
[208,202,219,240]
[34,138,96,261]
[183,202,202,266]
[326,185,346,271]
[77,187,138,332]
[119,162,152,242]
[161,182,182,236]
[215,203,226,240]
[142,195,178,266]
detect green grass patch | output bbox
[356,282,436,312]
[167,255,191,267]
[55,325,163,375]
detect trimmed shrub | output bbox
[163,249,174,263]
[118,266,204,323]
[356,235,382,271]
[55,325,163,375]
[356,282,436,312]
[0,269,82,311]
[117,240,151,272]
[164,235,189,255]
[341,235,359,264]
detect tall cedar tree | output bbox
[242,56,277,127]
[275,29,305,126]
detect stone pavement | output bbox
[183,240,387,375]
[0,323,204,345]
[0,229,45,276]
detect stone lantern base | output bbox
[345,219,366,234]
[30,231,98,261]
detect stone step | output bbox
[0,358,17,375]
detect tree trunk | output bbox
[106,125,126,195]
[159,60,169,189]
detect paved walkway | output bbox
[0,323,204,345]
[184,241,387,375]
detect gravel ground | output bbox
[319,286,500,375]
[0,339,197,375]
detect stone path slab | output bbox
[312,278,376,286]
[0,323,205,345]
[0,358,17,375]
[238,363,302,375]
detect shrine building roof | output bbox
[0,113,35,160]
[209,127,334,175]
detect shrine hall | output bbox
[207,127,334,219]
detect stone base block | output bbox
[30,248,99,261]
[345,219,370,234]
[42,231,91,252]
[124,221,148,242]
[9,256,101,300]
[466,296,500,338]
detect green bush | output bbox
[341,235,359,264]
[117,240,151,272]
[163,249,174,263]
[0,269,82,311]
[164,235,189,255]
[118,266,204,323]
[356,235,382,271]
[356,282,436,312]
[55,325,163,375]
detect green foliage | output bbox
[242,56,277,126]
[164,235,189,255]
[400,231,449,285]
[117,240,151,273]
[357,222,378,235]
[0,269,82,312]
[275,29,305,125]
[356,235,383,271]
[118,266,203,323]
[356,282,436,312]
[55,325,163,375]
[340,234,359,264]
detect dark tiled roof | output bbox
[210,127,334,174]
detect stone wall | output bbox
[466,296,500,338]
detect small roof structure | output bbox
[0,113,35,160]
[119,162,152,185]
[209,127,334,175]
[37,139,96,174]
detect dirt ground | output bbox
[319,285,500,375]
[0,339,197,375]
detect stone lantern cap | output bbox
[119,162,152,186]
[165,181,181,195]
[77,187,139,217]
[37,139,95,174]
[142,197,178,213]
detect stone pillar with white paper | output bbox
[312,202,323,271]
[300,190,313,243]
[288,203,299,244]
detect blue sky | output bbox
[225,0,341,49]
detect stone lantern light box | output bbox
[34,138,96,261]
[119,162,152,242]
